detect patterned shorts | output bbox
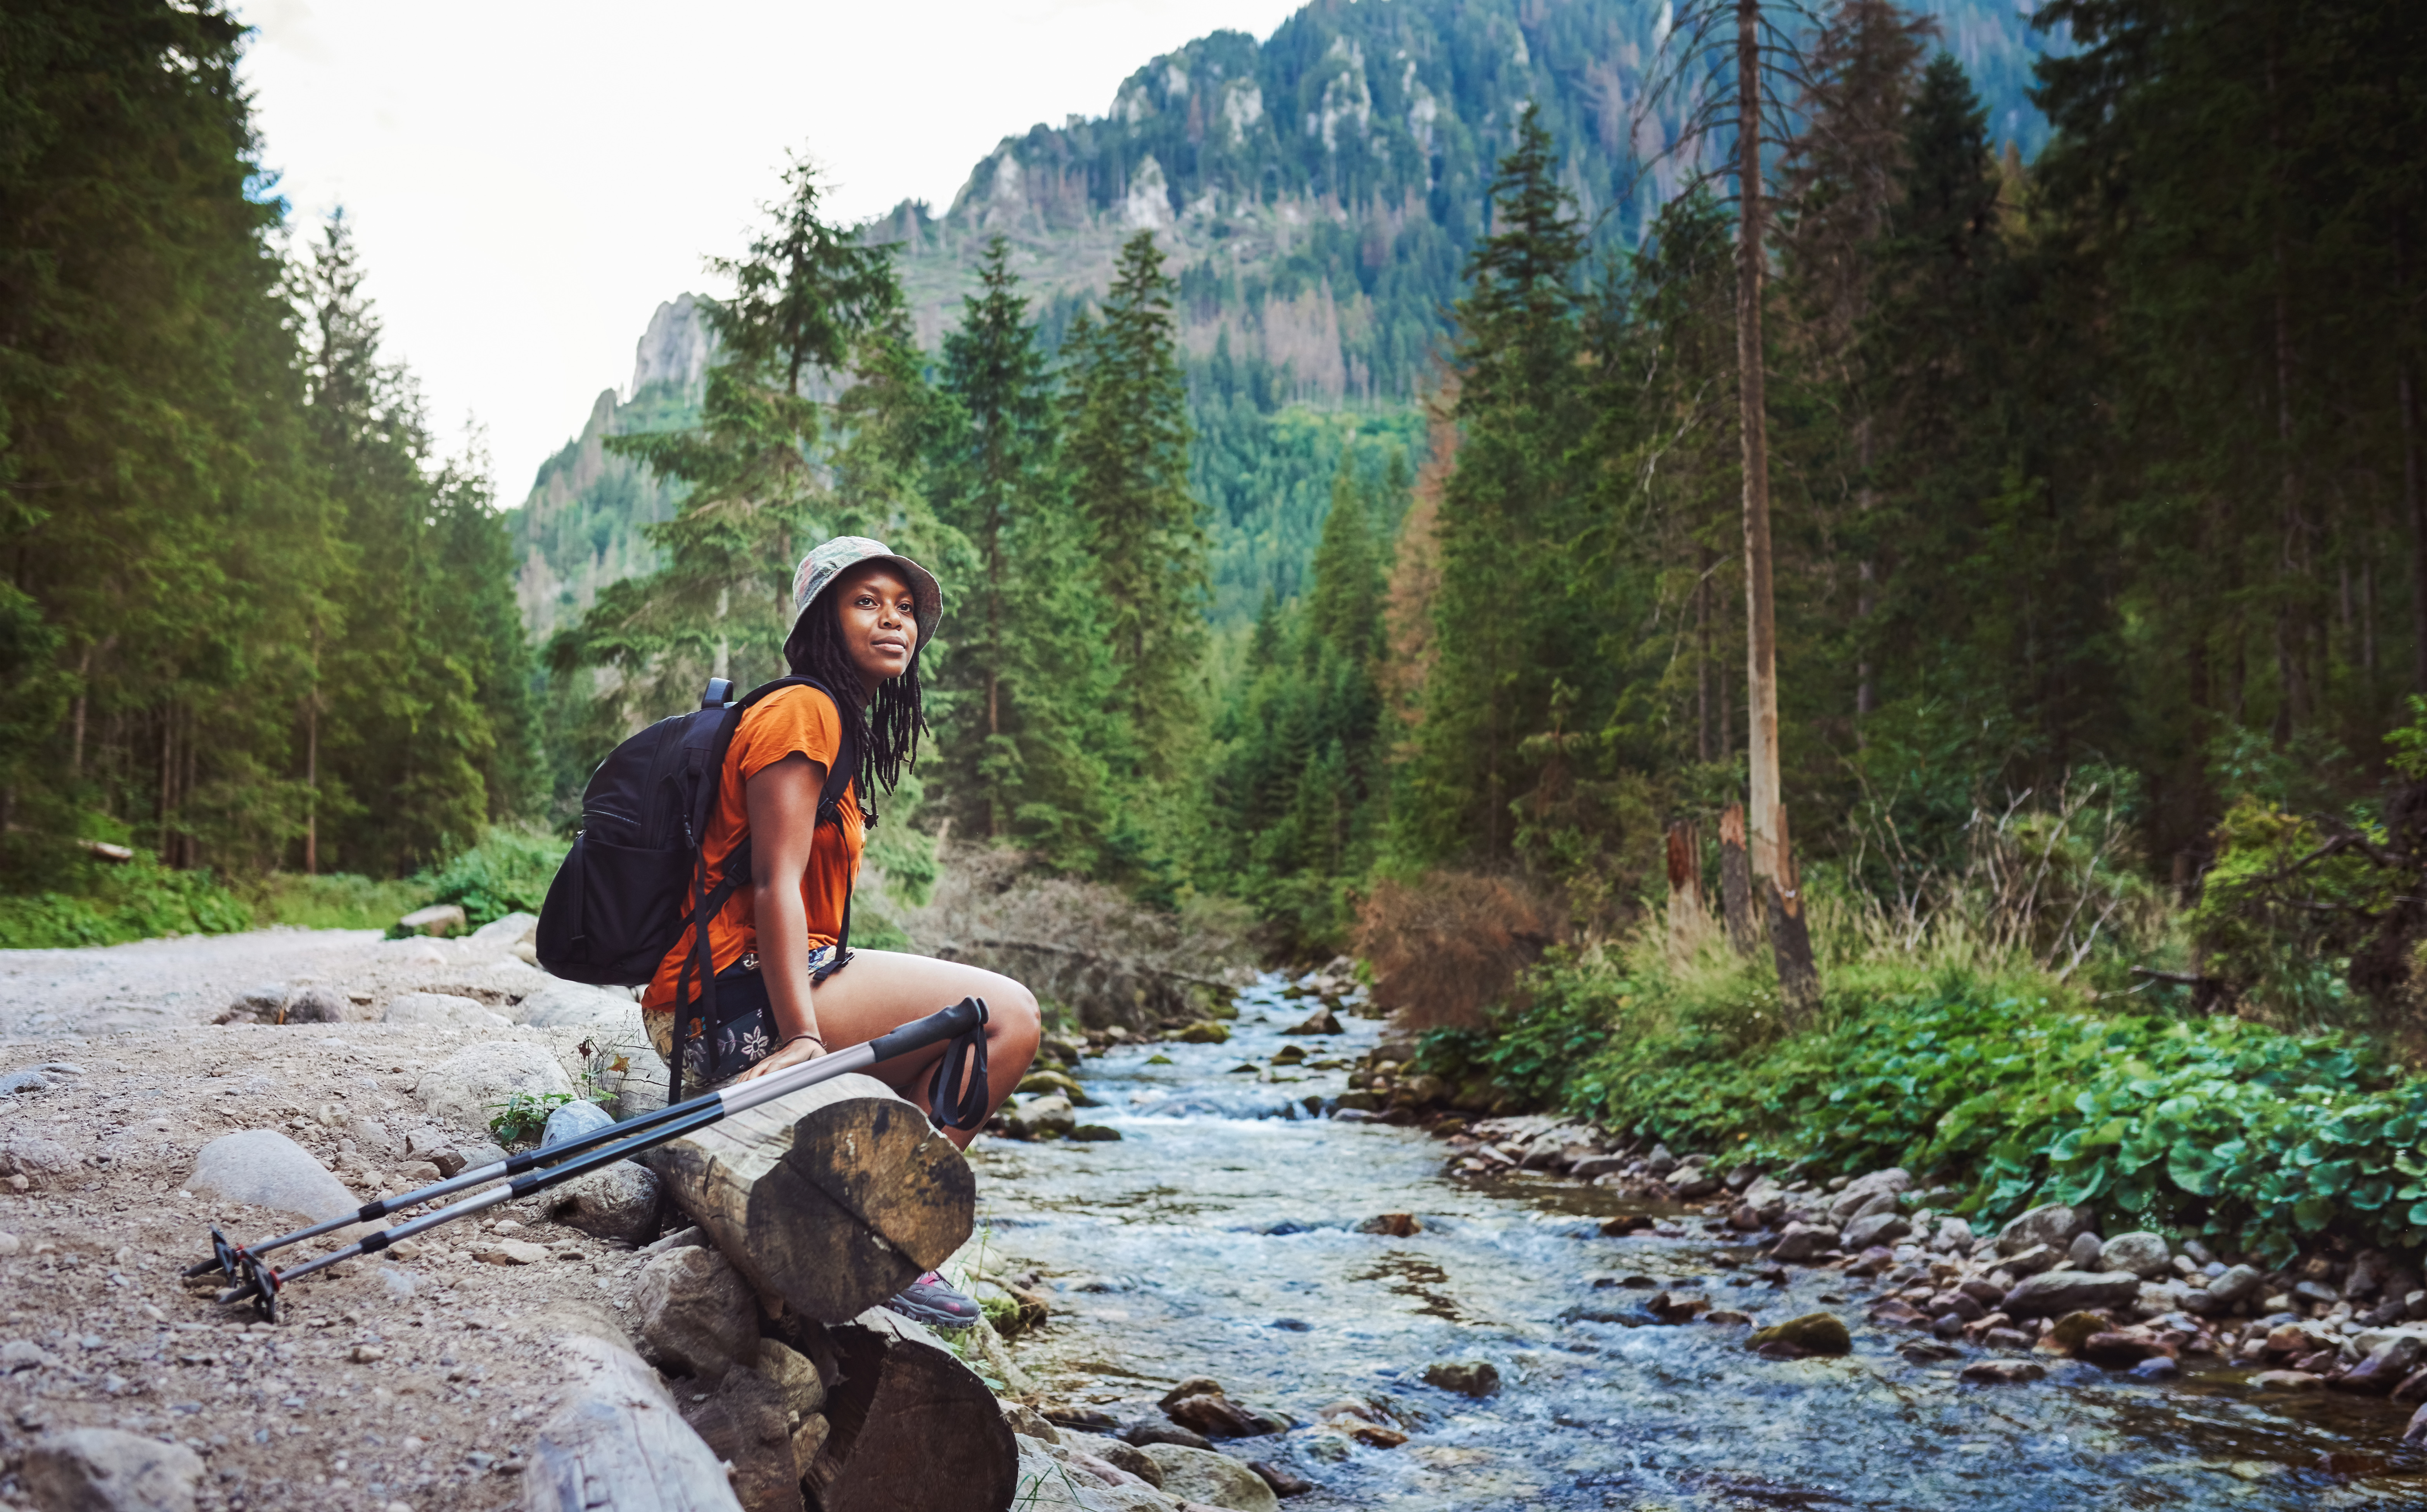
[642,944,841,1090]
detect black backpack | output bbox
[535,675,860,1090]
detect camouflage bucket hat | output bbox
[790,535,943,646]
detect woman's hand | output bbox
[733,1033,826,1083]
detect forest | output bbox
[7,0,2427,1179]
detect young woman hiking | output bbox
[639,535,1041,1329]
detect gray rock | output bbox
[1996,1203,2090,1257]
[541,1099,616,1149]
[398,902,466,935]
[1060,1430,1166,1488]
[1012,1436,1157,1512]
[1005,1094,1077,1140]
[1138,1443,1280,1512]
[384,991,508,1029]
[752,1338,825,1418]
[1643,1145,1679,1178]
[1422,1359,1501,1397]
[546,1162,663,1244]
[413,1040,573,1132]
[22,1427,204,1512]
[513,982,645,1030]
[185,1131,358,1224]
[1771,1222,1840,1261]
[2101,1231,2172,1279]
[1842,1213,1911,1251]
[1827,1168,1911,1224]
[631,1244,757,1379]
[0,1070,52,1096]
[2207,1264,2264,1308]
[2067,1232,2105,1270]
[2002,1244,2062,1279]
[280,986,357,1024]
[468,911,540,948]
[1933,1217,1974,1252]
[2001,1269,2143,1317]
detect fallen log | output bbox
[644,1071,974,1325]
[522,1335,743,1512]
[803,1309,1019,1512]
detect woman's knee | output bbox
[988,976,1042,1064]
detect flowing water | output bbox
[969,976,2427,1510]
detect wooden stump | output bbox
[521,1336,744,1512]
[1766,810,1822,1025]
[1664,819,1709,964]
[803,1310,1019,1512]
[1718,804,1759,957]
[645,1071,975,1325]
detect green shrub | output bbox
[245,872,429,931]
[411,826,567,929]
[0,851,253,949]
[1424,942,2427,1264]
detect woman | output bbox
[640,535,1041,1329]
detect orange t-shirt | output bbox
[640,684,863,1016]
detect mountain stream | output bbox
[969,975,2427,1510]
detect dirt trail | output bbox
[0,926,679,1512]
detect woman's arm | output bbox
[733,752,828,1081]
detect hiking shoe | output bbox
[886,1270,982,1331]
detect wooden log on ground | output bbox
[644,1071,974,1325]
[522,1335,744,1512]
[803,1309,1019,1512]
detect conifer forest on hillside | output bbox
[11,0,2427,1266]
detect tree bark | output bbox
[1696,545,1714,762]
[1665,821,1707,964]
[522,1336,745,1512]
[1718,803,1758,957]
[2400,214,2427,697]
[801,1310,1020,1512]
[645,1073,975,1326]
[1736,0,1784,882]
[1765,807,1822,1025]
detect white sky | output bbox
[235,0,1302,505]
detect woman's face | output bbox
[832,563,919,690]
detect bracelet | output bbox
[782,1033,827,1052]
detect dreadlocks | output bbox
[782,587,928,828]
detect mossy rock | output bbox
[1069,1125,1123,1142]
[1173,1021,1231,1044]
[2045,1310,2115,1356]
[1015,1068,1098,1106]
[1747,1313,1851,1356]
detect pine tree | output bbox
[1065,233,1208,782]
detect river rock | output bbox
[2101,1231,2172,1279]
[2079,1332,2170,1369]
[1007,1094,1078,1140]
[185,1130,358,1224]
[1843,1213,1910,1251]
[1165,1389,1269,1440]
[546,1162,664,1243]
[1827,1168,1910,1224]
[2332,1333,2424,1394]
[1770,1222,1839,1261]
[1012,1435,1161,1512]
[1139,1444,1279,1512]
[1060,1430,1166,1488]
[22,1427,204,1512]
[413,1041,573,1132]
[1647,1291,1711,1323]
[2002,1244,2063,1278]
[1933,1217,1974,1252]
[631,1244,757,1379]
[2067,1232,2105,1270]
[1282,1007,1341,1035]
[1173,1022,1231,1044]
[1959,1360,2045,1385]
[1748,1313,1850,1356]
[2001,1269,2142,1317]
[2251,1370,2325,1391]
[2043,1310,2114,1355]
[540,1098,615,1149]
[1422,1359,1500,1397]
[1248,1460,1315,1498]
[1996,1204,2090,1257]
[384,991,508,1028]
[280,985,359,1024]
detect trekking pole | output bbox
[188,996,991,1321]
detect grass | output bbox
[244,872,429,931]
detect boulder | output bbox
[1843,1213,1911,1251]
[2100,1231,2173,1280]
[1165,1390,1270,1441]
[1827,1168,1911,1224]
[541,1099,616,1149]
[1173,1022,1231,1044]
[1011,1435,1161,1512]
[1282,1007,1342,1036]
[413,1040,574,1132]
[185,1130,358,1225]
[2001,1270,2143,1317]
[1137,1443,1280,1512]
[1005,1094,1078,1140]
[2002,1244,2063,1279]
[2043,1310,2115,1355]
[2206,1263,2264,1308]
[1747,1313,1850,1356]
[753,1339,825,1418]
[22,1428,204,1512]
[384,992,508,1028]
[547,1163,664,1244]
[1423,1359,1501,1397]
[2332,1333,2424,1395]
[515,982,645,1030]
[631,1245,758,1379]
[469,911,540,948]
[2078,1332,2171,1369]
[398,902,467,935]
[1933,1217,1974,1252]
[1770,1222,1840,1261]
[280,985,360,1024]
[1996,1204,2090,1258]
[2067,1233,2105,1270]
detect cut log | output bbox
[645,1071,974,1325]
[803,1310,1020,1512]
[521,1336,744,1512]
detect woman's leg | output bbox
[803,948,1041,1148]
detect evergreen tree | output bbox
[1065,233,1208,782]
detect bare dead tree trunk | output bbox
[2268,45,2306,741]
[1736,0,1784,883]
[1665,820,1707,962]
[1719,803,1758,956]
[1697,545,1714,763]
[2401,214,2427,697]
[1766,808,1821,1025]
